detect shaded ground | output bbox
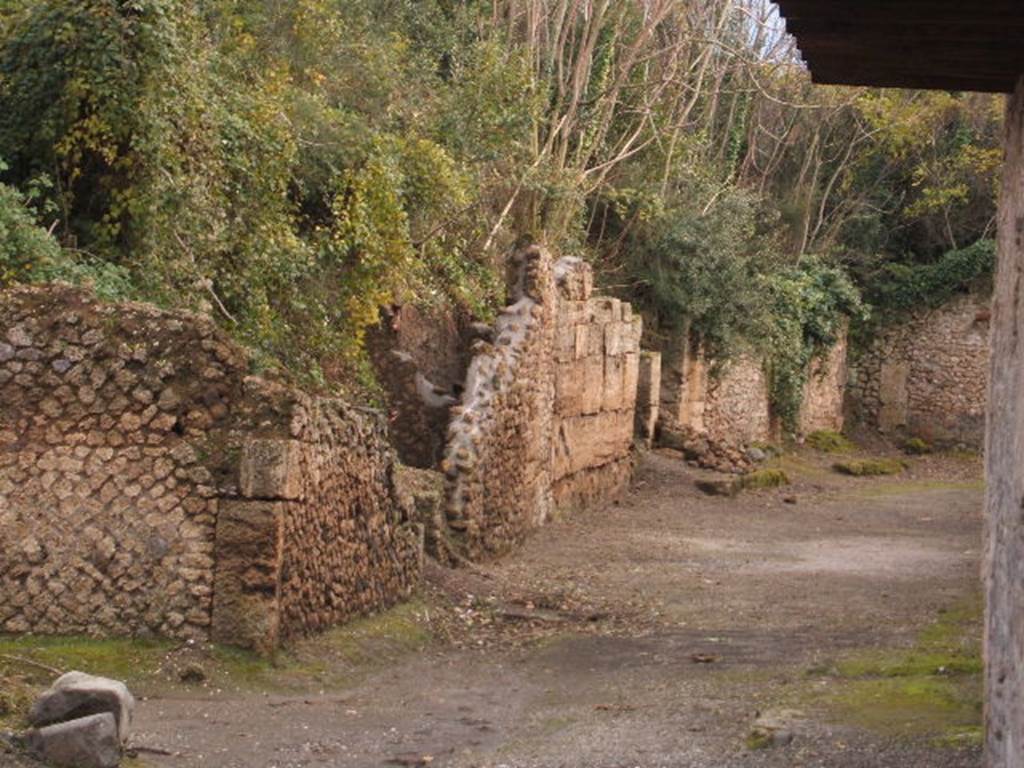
[2,446,985,767]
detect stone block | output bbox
[603,354,625,411]
[574,325,589,360]
[605,322,623,357]
[240,439,304,500]
[211,500,284,654]
[555,360,585,415]
[581,355,605,416]
[624,352,640,406]
[29,671,134,744]
[637,351,662,408]
[26,712,121,768]
[552,411,633,479]
[588,297,620,325]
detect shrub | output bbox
[740,469,791,490]
[806,429,855,454]
[0,173,61,286]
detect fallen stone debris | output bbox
[20,671,134,768]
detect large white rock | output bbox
[26,712,121,768]
[28,671,134,744]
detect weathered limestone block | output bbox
[636,351,662,448]
[441,250,645,556]
[555,256,594,301]
[240,439,304,500]
[552,411,634,480]
[26,712,121,768]
[29,672,134,744]
[580,355,605,416]
[211,500,284,654]
[602,354,625,412]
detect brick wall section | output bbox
[0,285,421,651]
[441,246,645,560]
[848,292,989,447]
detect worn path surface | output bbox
[133,449,985,768]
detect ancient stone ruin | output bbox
[847,292,990,448]
[440,246,646,559]
[0,285,421,652]
[654,328,849,472]
[0,255,991,653]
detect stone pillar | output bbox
[636,351,661,448]
[211,439,299,653]
[985,75,1024,768]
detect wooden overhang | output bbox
[774,1,1024,93]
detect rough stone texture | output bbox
[0,285,421,651]
[550,266,643,514]
[799,325,849,435]
[29,672,133,744]
[655,327,848,471]
[440,248,644,559]
[26,712,120,768]
[367,306,473,469]
[701,355,774,448]
[635,351,661,449]
[984,75,1024,768]
[847,292,990,448]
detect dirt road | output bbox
[132,449,985,768]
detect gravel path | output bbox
[133,449,985,768]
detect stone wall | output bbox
[441,246,645,560]
[847,292,990,447]
[702,355,774,448]
[799,328,848,435]
[367,305,473,469]
[550,261,643,513]
[0,285,421,652]
[656,326,849,470]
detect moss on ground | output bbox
[806,430,855,454]
[903,437,931,455]
[739,469,790,490]
[0,599,434,707]
[745,728,775,750]
[840,479,984,499]
[833,458,907,476]
[802,595,983,746]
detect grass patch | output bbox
[696,468,791,497]
[739,469,790,490]
[833,458,906,476]
[806,430,855,454]
[903,437,931,455]
[745,728,775,750]
[804,595,983,744]
[0,599,434,702]
[0,635,175,687]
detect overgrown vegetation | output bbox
[0,0,1002,404]
[806,430,855,454]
